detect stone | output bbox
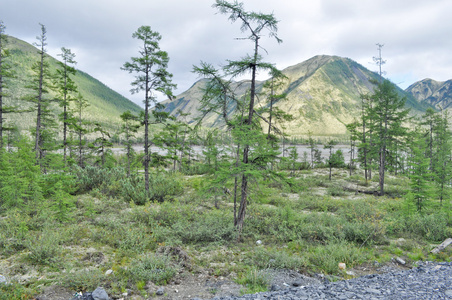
[92,287,110,300]
[256,240,263,245]
[105,269,113,276]
[0,275,6,285]
[156,287,165,296]
[395,257,406,265]
[338,263,346,270]
[431,238,452,254]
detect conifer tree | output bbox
[0,21,16,150]
[407,128,433,212]
[24,24,55,170]
[70,92,89,167]
[89,122,113,167]
[120,110,140,176]
[324,140,337,180]
[431,109,452,205]
[55,47,77,164]
[214,0,282,231]
[122,26,175,193]
[368,80,410,195]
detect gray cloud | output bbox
[2,0,451,106]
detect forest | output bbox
[0,1,451,299]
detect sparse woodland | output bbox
[0,1,451,299]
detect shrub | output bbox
[236,268,269,294]
[60,268,105,292]
[26,229,61,266]
[122,253,177,285]
[245,247,308,270]
[0,281,36,300]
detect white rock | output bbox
[105,269,113,276]
[256,240,263,245]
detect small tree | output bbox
[407,129,433,212]
[324,140,337,180]
[89,122,113,167]
[120,110,140,176]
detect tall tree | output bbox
[368,79,410,195]
[55,47,77,164]
[122,26,175,194]
[24,24,55,170]
[0,21,16,150]
[214,0,282,232]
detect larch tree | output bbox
[24,24,55,170]
[55,47,77,164]
[213,0,282,232]
[122,26,175,194]
[368,79,410,195]
[0,21,16,150]
[120,110,140,176]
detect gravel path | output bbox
[207,262,452,300]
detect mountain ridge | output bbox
[405,78,452,110]
[161,55,431,137]
[3,35,143,133]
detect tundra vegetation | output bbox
[0,2,451,299]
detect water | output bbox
[112,144,354,164]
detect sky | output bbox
[2,0,451,107]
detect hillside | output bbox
[161,55,430,137]
[2,35,142,134]
[406,78,452,110]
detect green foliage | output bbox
[60,268,106,292]
[236,268,269,294]
[122,253,177,285]
[25,228,61,266]
[245,247,308,270]
[0,281,36,300]
[0,138,43,210]
[306,241,370,274]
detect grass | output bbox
[0,166,451,299]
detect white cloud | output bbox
[2,0,451,104]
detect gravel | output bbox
[207,262,452,300]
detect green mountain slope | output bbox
[161,55,427,137]
[406,78,452,110]
[2,35,142,133]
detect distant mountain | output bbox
[405,78,452,110]
[3,36,142,133]
[161,55,429,137]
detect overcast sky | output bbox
[2,0,451,106]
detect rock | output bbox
[395,257,406,265]
[105,269,113,276]
[156,287,165,296]
[292,281,303,287]
[338,262,346,270]
[256,240,263,245]
[92,287,110,300]
[0,275,6,285]
[431,238,452,254]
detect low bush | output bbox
[121,253,177,285]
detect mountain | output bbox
[161,55,428,137]
[2,36,142,133]
[405,78,452,110]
